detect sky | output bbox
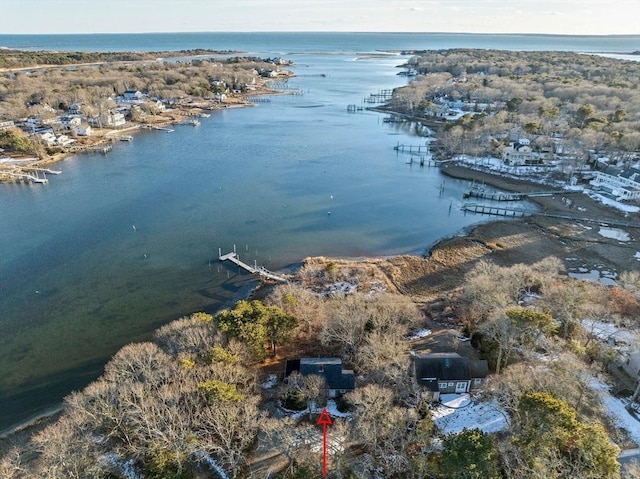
[1,0,639,36]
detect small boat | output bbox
[119,135,133,141]
[199,113,211,118]
[188,119,200,126]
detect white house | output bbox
[74,124,92,136]
[105,112,126,127]
[591,166,640,201]
[55,134,75,147]
[40,132,57,146]
[502,139,543,165]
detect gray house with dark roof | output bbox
[285,357,355,398]
[413,352,488,400]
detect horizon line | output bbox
[2,31,639,38]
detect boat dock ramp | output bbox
[218,247,288,283]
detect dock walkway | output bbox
[463,189,579,202]
[462,202,640,229]
[219,249,288,283]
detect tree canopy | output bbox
[215,299,298,360]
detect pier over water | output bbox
[218,246,288,283]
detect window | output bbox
[317,365,324,373]
[474,378,482,385]
[439,382,448,390]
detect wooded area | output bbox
[390,50,640,159]
[1,258,638,478]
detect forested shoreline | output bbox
[1,48,639,478]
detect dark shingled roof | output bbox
[286,357,355,391]
[414,352,488,387]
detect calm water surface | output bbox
[1,32,638,431]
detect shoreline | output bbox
[0,77,290,180]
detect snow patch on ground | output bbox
[599,227,631,242]
[589,377,640,447]
[288,400,352,420]
[431,394,509,435]
[635,252,640,261]
[586,191,640,213]
[319,281,358,297]
[101,453,141,479]
[408,328,432,340]
[261,373,278,389]
[580,319,638,344]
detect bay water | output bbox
[1,32,638,432]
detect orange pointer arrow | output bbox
[316,407,333,477]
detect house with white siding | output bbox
[591,165,640,201]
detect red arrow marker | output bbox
[316,407,333,477]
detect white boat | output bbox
[119,135,133,141]
[188,119,200,126]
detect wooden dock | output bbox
[218,248,288,283]
[463,188,580,202]
[394,142,429,155]
[462,202,640,229]
[1,171,48,184]
[364,89,393,104]
[462,203,530,217]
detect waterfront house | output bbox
[74,124,92,136]
[501,139,544,166]
[104,112,126,128]
[590,165,640,201]
[285,357,355,398]
[413,352,488,401]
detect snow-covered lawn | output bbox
[287,399,352,420]
[589,377,640,446]
[580,319,638,344]
[431,394,509,435]
[586,191,640,214]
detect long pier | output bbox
[461,202,640,228]
[462,189,579,201]
[218,248,288,283]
